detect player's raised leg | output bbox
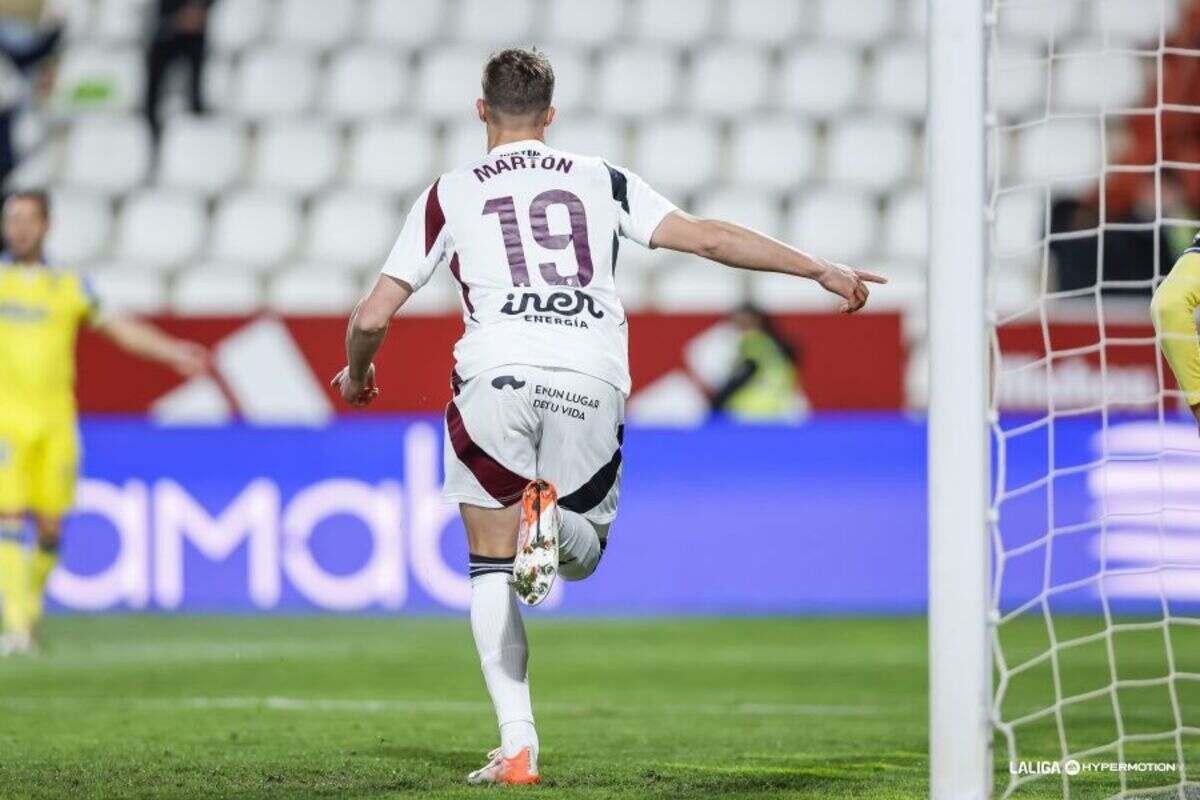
[531,368,625,585]
[557,512,608,582]
[511,479,561,606]
[461,502,540,786]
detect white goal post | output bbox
[930,0,1200,797]
[927,0,992,798]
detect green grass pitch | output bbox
[0,615,1196,799]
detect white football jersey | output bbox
[381,138,677,395]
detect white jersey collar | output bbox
[488,139,546,155]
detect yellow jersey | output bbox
[0,261,99,422]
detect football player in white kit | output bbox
[331,47,885,786]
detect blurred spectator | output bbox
[145,0,213,143]
[1082,2,1200,291]
[1050,188,1174,296]
[0,1,49,29]
[710,305,808,422]
[0,2,61,184]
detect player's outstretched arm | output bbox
[330,274,413,406]
[649,211,887,313]
[1151,252,1200,429]
[95,317,209,376]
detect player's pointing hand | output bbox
[817,261,887,314]
[330,364,381,407]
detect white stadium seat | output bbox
[201,54,235,111]
[788,190,879,265]
[548,117,626,162]
[52,46,143,112]
[252,120,341,195]
[46,192,111,265]
[634,0,715,45]
[1054,46,1148,113]
[826,117,915,192]
[653,261,746,312]
[613,240,662,282]
[456,0,534,44]
[1089,0,1179,44]
[233,48,319,117]
[401,267,460,315]
[115,190,207,270]
[872,41,927,118]
[727,0,804,45]
[537,47,589,113]
[883,188,928,263]
[616,272,651,312]
[93,0,152,43]
[748,272,833,312]
[814,0,897,44]
[347,119,437,194]
[598,47,680,116]
[633,118,720,195]
[208,0,270,52]
[998,1,1079,40]
[87,267,168,314]
[694,189,784,240]
[62,115,151,193]
[307,191,399,269]
[1017,118,1103,186]
[5,141,57,191]
[53,0,95,41]
[276,0,358,50]
[993,188,1046,258]
[417,47,490,120]
[728,118,817,191]
[324,47,409,120]
[545,0,623,46]
[863,267,924,313]
[211,192,302,270]
[364,0,445,45]
[906,0,926,35]
[991,271,1040,313]
[171,267,262,316]
[783,45,864,116]
[992,41,1047,119]
[691,46,770,115]
[443,121,488,170]
[13,110,47,158]
[159,116,246,194]
[267,270,360,315]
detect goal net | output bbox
[987,0,1200,796]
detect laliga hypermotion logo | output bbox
[1010,759,1177,776]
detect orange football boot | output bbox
[511,480,561,606]
[466,746,540,785]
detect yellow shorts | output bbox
[0,416,80,518]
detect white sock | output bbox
[557,509,605,581]
[469,567,538,759]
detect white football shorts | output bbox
[442,364,625,524]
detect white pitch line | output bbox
[0,695,889,718]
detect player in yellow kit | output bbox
[0,191,208,655]
[1152,244,1200,431]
